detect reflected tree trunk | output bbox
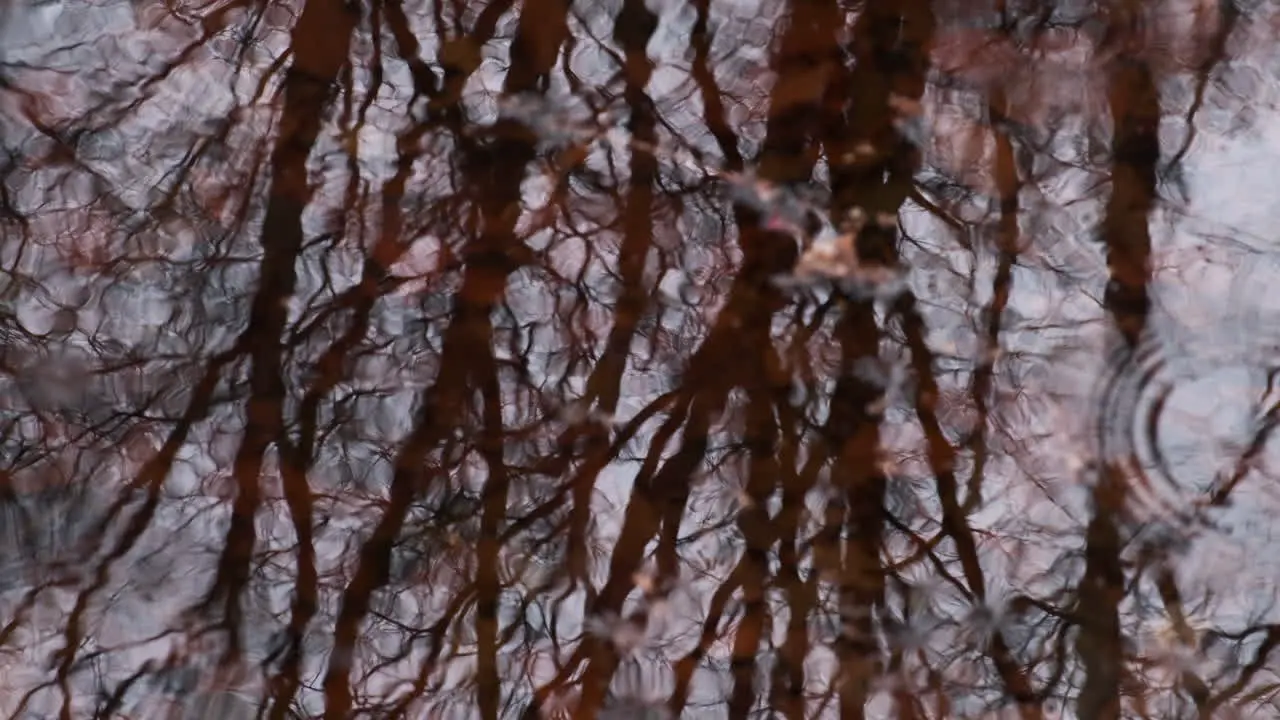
[201,0,358,673]
[316,0,566,716]
[1075,3,1159,719]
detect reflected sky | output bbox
[1,0,1280,718]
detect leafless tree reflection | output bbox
[2,0,1280,717]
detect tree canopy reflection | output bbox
[0,0,1277,717]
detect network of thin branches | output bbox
[0,0,1276,718]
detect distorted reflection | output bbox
[2,0,1279,717]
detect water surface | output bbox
[0,0,1278,717]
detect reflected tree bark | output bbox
[316,0,565,715]
[1076,2,1159,719]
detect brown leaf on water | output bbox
[794,232,858,279]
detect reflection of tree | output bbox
[1073,3,1157,717]
[1,0,1279,717]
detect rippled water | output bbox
[1,0,1279,717]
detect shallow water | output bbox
[0,0,1277,717]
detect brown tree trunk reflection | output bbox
[1076,3,1159,718]
[203,0,358,669]
[319,0,567,715]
